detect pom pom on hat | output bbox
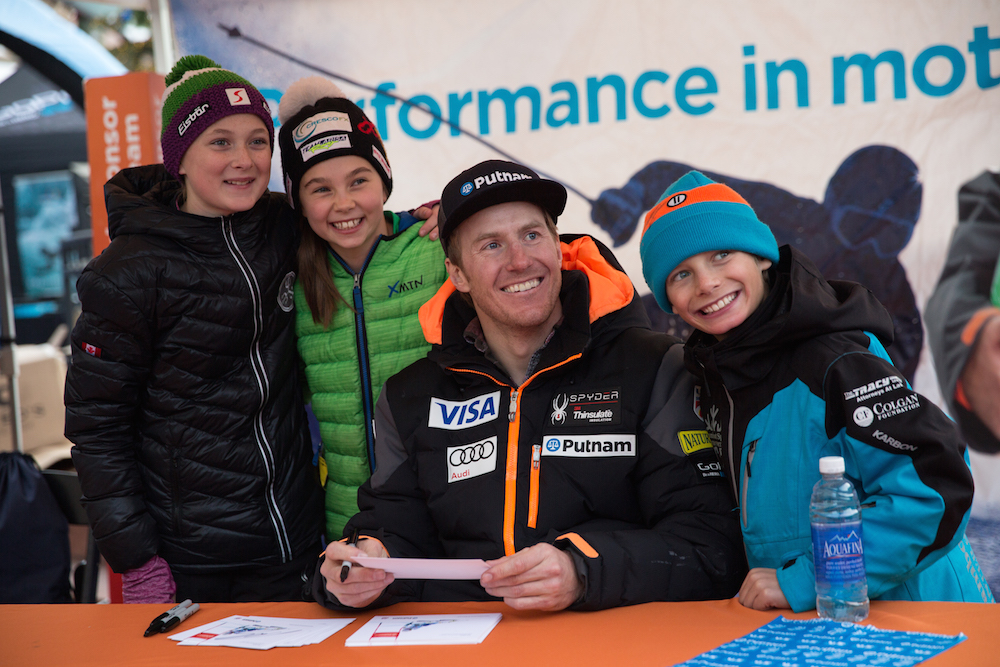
[160,55,274,180]
[278,76,346,125]
[277,77,392,210]
[639,171,779,313]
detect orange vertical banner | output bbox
[84,72,165,256]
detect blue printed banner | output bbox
[675,616,965,666]
[169,0,1000,400]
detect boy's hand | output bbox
[481,543,582,611]
[738,567,790,610]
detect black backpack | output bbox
[0,452,72,603]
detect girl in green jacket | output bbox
[278,77,448,540]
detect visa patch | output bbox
[428,391,500,430]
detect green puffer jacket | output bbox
[295,211,447,540]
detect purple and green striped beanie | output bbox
[160,55,274,179]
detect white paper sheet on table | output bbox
[345,613,502,646]
[348,556,489,580]
[168,615,355,649]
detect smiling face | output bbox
[445,201,563,341]
[298,155,389,271]
[178,114,271,218]
[666,250,772,340]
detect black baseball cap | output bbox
[438,159,567,255]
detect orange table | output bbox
[2,599,996,666]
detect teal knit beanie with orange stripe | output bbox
[639,170,779,313]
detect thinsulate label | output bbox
[811,520,865,585]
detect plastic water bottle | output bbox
[810,456,869,622]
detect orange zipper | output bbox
[528,444,541,528]
[450,352,582,556]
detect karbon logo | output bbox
[666,193,687,207]
[447,437,497,483]
[428,391,500,430]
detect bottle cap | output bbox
[819,456,845,474]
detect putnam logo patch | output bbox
[677,430,713,455]
[447,437,497,483]
[428,391,501,430]
[541,435,636,457]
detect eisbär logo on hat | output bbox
[438,159,567,255]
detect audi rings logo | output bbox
[447,437,498,483]
[449,440,495,466]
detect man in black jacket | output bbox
[315,160,745,612]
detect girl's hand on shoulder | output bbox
[413,200,440,241]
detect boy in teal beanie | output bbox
[639,171,993,612]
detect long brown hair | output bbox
[296,214,349,328]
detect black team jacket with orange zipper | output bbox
[313,234,745,611]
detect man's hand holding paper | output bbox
[481,543,583,612]
[320,539,393,608]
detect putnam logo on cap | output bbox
[470,169,534,192]
[225,88,251,106]
[292,112,352,147]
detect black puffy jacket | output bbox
[65,164,322,573]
